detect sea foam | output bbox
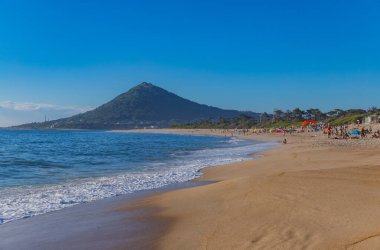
[0,135,276,224]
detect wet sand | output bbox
[0,181,208,250]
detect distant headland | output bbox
[13,82,260,130]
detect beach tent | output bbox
[348,129,361,135]
[302,120,317,127]
[348,129,361,139]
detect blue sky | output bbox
[0,0,379,126]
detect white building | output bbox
[363,115,380,124]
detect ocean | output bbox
[0,130,275,224]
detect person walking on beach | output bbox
[328,126,332,139]
[361,127,366,138]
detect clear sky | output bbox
[0,0,379,126]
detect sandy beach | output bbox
[2,129,380,249]
[118,129,380,250]
[3,0,379,249]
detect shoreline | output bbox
[3,128,380,249]
[0,130,275,249]
[0,178,214,250]
[0,131,272,226]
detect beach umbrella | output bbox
[317,122,325,125]
[302,120,317,127]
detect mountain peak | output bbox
[134,82,156,89]
[14,83,260,129]
[138,82,153,87]
[127,82,163,94]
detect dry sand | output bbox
[117,129,380,250]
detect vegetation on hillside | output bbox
[172,107,380,129]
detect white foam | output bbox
[0,139,277,224]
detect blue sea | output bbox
[0,130,275,224]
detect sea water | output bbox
[0,130,276,224]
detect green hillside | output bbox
[15,83,259,129]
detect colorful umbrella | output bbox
[302,120,317,127]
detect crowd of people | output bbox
[322,125,380,140]
[211,122,380,142]
[325,125,351,139]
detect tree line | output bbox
[172,107,380,129]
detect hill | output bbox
[14,82,260,129]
